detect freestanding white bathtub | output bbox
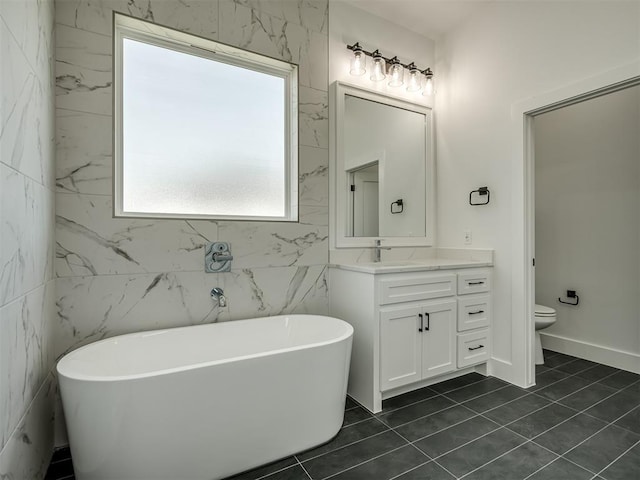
[57,314,353,480]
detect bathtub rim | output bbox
[57,314,353,383]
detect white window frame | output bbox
[113,13,299,221]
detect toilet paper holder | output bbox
[558,290,579,306]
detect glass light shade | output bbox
[422,75,434,96]
[370,54,386,82]
[388,62,404,87]
[350,50,366,76]
[406,68,421,92]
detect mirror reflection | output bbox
[343,94,427,237]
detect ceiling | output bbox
[339,0,494,39]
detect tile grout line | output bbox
[593,437,640,478]
[295,426,392,463]
[294,456,313,480]
[317,443,413,480]
[389,422,460,480]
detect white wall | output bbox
[436,1,640,384]
[329,0,436,262]
[0,0,56,476]
[535,85,640,365]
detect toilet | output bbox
[535,304,557,365]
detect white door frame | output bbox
[510,60,640,388]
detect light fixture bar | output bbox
[346,42,433,77]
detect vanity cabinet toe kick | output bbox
[329,267,492,413]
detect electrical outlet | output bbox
[464,230,472,245]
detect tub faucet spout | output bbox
[210,287,227,307]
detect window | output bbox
[113,14,298,221]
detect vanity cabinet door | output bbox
[380,306,422,391]
[420,299,457,379]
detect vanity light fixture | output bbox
[346,42,434,95]
[406,63,421,92]
[370,50,386,82]
[349,42,366,76]
[422,68,434,96]
[388,57,404,87]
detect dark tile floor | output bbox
[45,350,640,480]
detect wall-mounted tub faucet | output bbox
[210,287,227,307]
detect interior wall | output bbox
[54,0,329,441]
[435,0,640,384]
[535,85,640,366]
[0,0,56,476]
[328,1,436,263]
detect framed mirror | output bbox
[331,82,435,248]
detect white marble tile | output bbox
[299,145,328,206]
[229,0,328,34]
[55,193,219,277]
[56,0,219,40]
[0,373,55,480]
[56,109,112,194]
[0,282,55,451]
[215,265,328,320]
[1,165,53,306]
[0,19,51,186]
[55,272,224,357]
[299,28,328,92]
[55,23,112,116]
[0,0,54,79]
[299,86,328,148]
[299,205,328,227]
[217,219,328,269]
[219,1,327,91]
[55,266,328,358]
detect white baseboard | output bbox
[487,357,533,388]
[540,332,640,374]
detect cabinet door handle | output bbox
[418,313,423,332]
[468,281,485,285]
[469,310,485,315]
[468,344,484,351]
[424,312,430,331]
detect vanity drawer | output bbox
[457,270,491,295]
[457,330,490,368]
[457,295,491,332]
[379,273,456,305]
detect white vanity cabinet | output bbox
[329,265,492,413]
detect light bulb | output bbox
[388,58,404,87]
[349,46,366,76]
[422,71,434,96]
[370,50,386,82]
[406,64,421,92]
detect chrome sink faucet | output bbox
[210,287,227,307]
[374,239,391,262]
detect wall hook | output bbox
[558,290,579,306]
[469,186,490,206]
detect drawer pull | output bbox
[468,281,485,286]
[469,310,485,315]
[418,313,423,332]
[468,344,484,351]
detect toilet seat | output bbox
[535,304,556,317]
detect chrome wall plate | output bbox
[205,242,233,273]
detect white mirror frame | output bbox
[330,81,435,248]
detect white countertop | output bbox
[329,258,493,274]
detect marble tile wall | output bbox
[0,0,56,477]
[54,0,329,359]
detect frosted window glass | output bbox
[121,38,286,217]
